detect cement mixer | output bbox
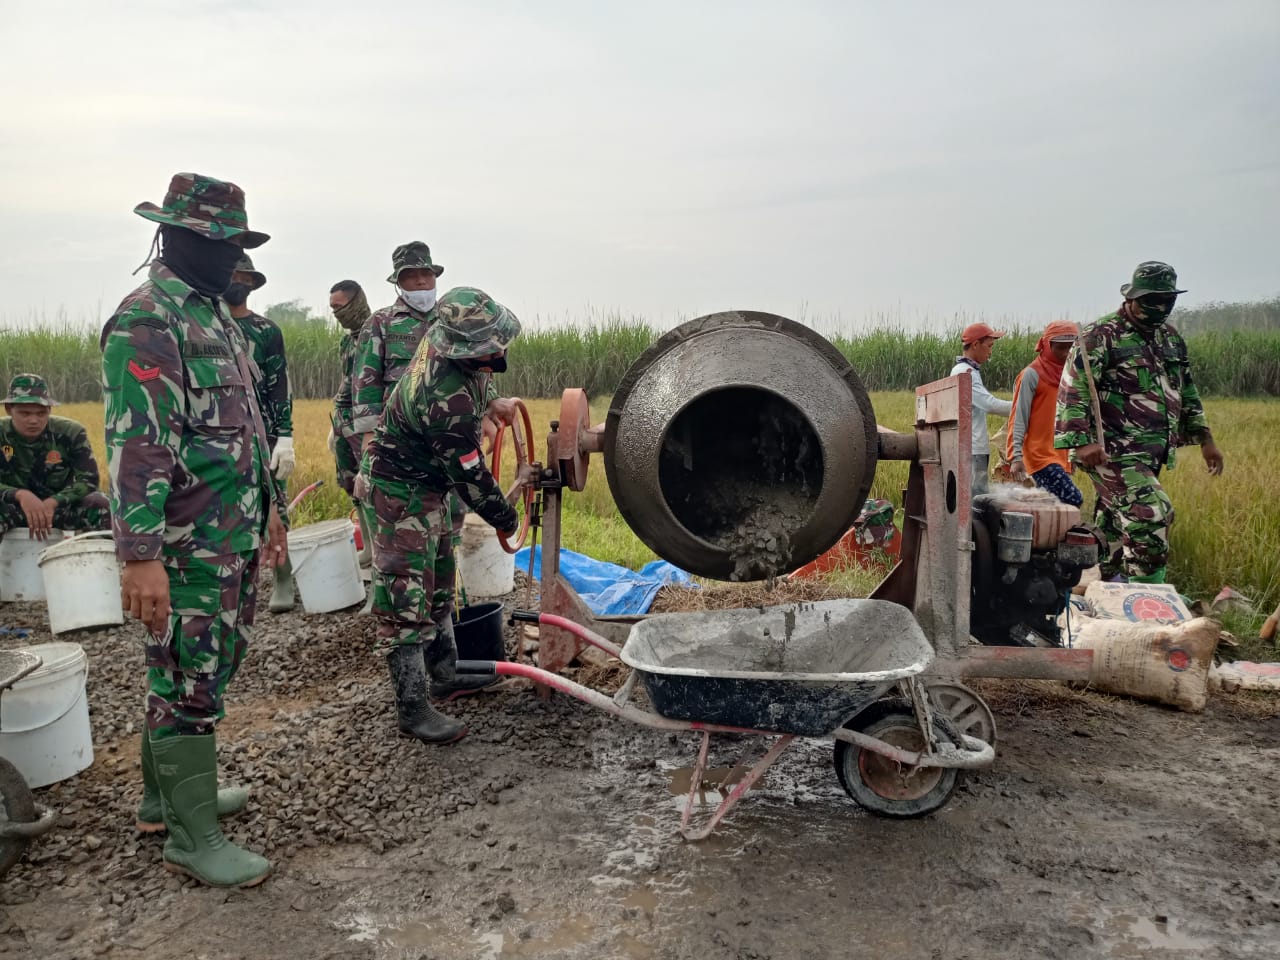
[513,310,1102,750]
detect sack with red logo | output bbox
[1067,616,1221,712]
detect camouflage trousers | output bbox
[144,551,259,739]
[0,491,110,534]
[369,476,467,659]
[332,411,362,497]
[1080,456,1172,584]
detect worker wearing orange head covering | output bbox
[1007,320,1083,505]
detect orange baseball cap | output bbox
[961,322,1006,346]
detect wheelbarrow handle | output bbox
[455,660,498,678]
[0,803,57,840]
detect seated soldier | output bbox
[0,373,110,540]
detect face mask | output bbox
[158,225,243,298]
[1130,295,1176,325]
[458,355,507,374]
[333,288,371,331]
[223,282,251,307]
[399,287,437,314]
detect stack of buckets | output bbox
[0,531,121,788]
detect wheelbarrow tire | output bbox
[834,698,964,819]
[0,757,37,875]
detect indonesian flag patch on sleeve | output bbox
[459,449,482,471]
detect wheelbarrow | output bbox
[455,598,994,839]
[0,649,58,875]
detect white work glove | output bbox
[270,436,296,480]
[327,427,337,455]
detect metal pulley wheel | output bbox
[490,399,536,553]
[928,682,998,750]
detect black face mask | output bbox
[223,282,251,307]
[458,355,507,374]
[158,225,243,298]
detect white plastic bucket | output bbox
[38,531,124,634]
[0,642,93,788]
[457,513,514,598]
[290,519,365,614]
[0,529,65,602]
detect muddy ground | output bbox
[2,576,1279,960]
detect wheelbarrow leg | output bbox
[680,734,795,842]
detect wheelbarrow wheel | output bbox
[0,757,37,875]
[834,698,963,819]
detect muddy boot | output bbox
[150,733,270,888]
[355,500,373,568]
[386,644,467,744]
[424,618,459,684]
[268,555,295,614]
[429,673,502,703]
[135,730,248,834]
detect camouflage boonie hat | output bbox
[233,253,267,290]
[427,287,522,360]
[1120,261,1186,299]
[134,172,269,249]
[386,241,444,283]
[1,373,58,407]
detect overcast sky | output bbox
[3,0,1278,333]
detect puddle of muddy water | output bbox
[1071,904,1216,957]
[665,764,758,799]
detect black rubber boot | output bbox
[430,673,502,704]
[386,644,467,744]
[424,618,459,684]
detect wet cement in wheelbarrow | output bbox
[4,576,1280,959]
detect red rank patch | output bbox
[45,451,62,465]
[128,360,161,382]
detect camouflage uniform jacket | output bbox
[1055,309,1210,466]
[100,261,275,563]
[367,353,516,533]
[232,309,293,446]
[350,298,434,435]
[0,416,102,507]
[332,330,361,437]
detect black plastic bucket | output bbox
[454,602,506,662]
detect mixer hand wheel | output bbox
[490,399,536,553]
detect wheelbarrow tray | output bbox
[619,599,933,736]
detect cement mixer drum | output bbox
[604,311,878,581]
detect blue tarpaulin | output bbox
[513,546,695,616]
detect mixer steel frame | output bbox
[523,375,1092,687]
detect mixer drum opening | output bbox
[605,310,879,581]
[658,387,823,567]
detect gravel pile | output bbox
[0,571,611,912]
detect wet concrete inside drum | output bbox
[657,387,821,581]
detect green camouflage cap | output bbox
[134,172,269,248]
[232,253,267,290]
[1120,261,1187,299]
[1,373,58,407]
[386,241,444,283]
[427,287,522,360]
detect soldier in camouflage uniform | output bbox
[363,287,532,744]
[0,374,110,538]
[351,242,456,611]
[327,279,373,561]
[102,172,287,888]
[225,254,298,613]
[1056,262,1224,584]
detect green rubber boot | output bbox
[151,733,270,888]
[355,500,373,568]
[268,554,295,614]
[135,730,249,833]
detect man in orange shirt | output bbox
[1007,321,1082,506]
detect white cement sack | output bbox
[1209,661,1280,693]
[1083,582,1192,624]
[1070,616,1220,712]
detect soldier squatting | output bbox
[0,171,1223,890]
